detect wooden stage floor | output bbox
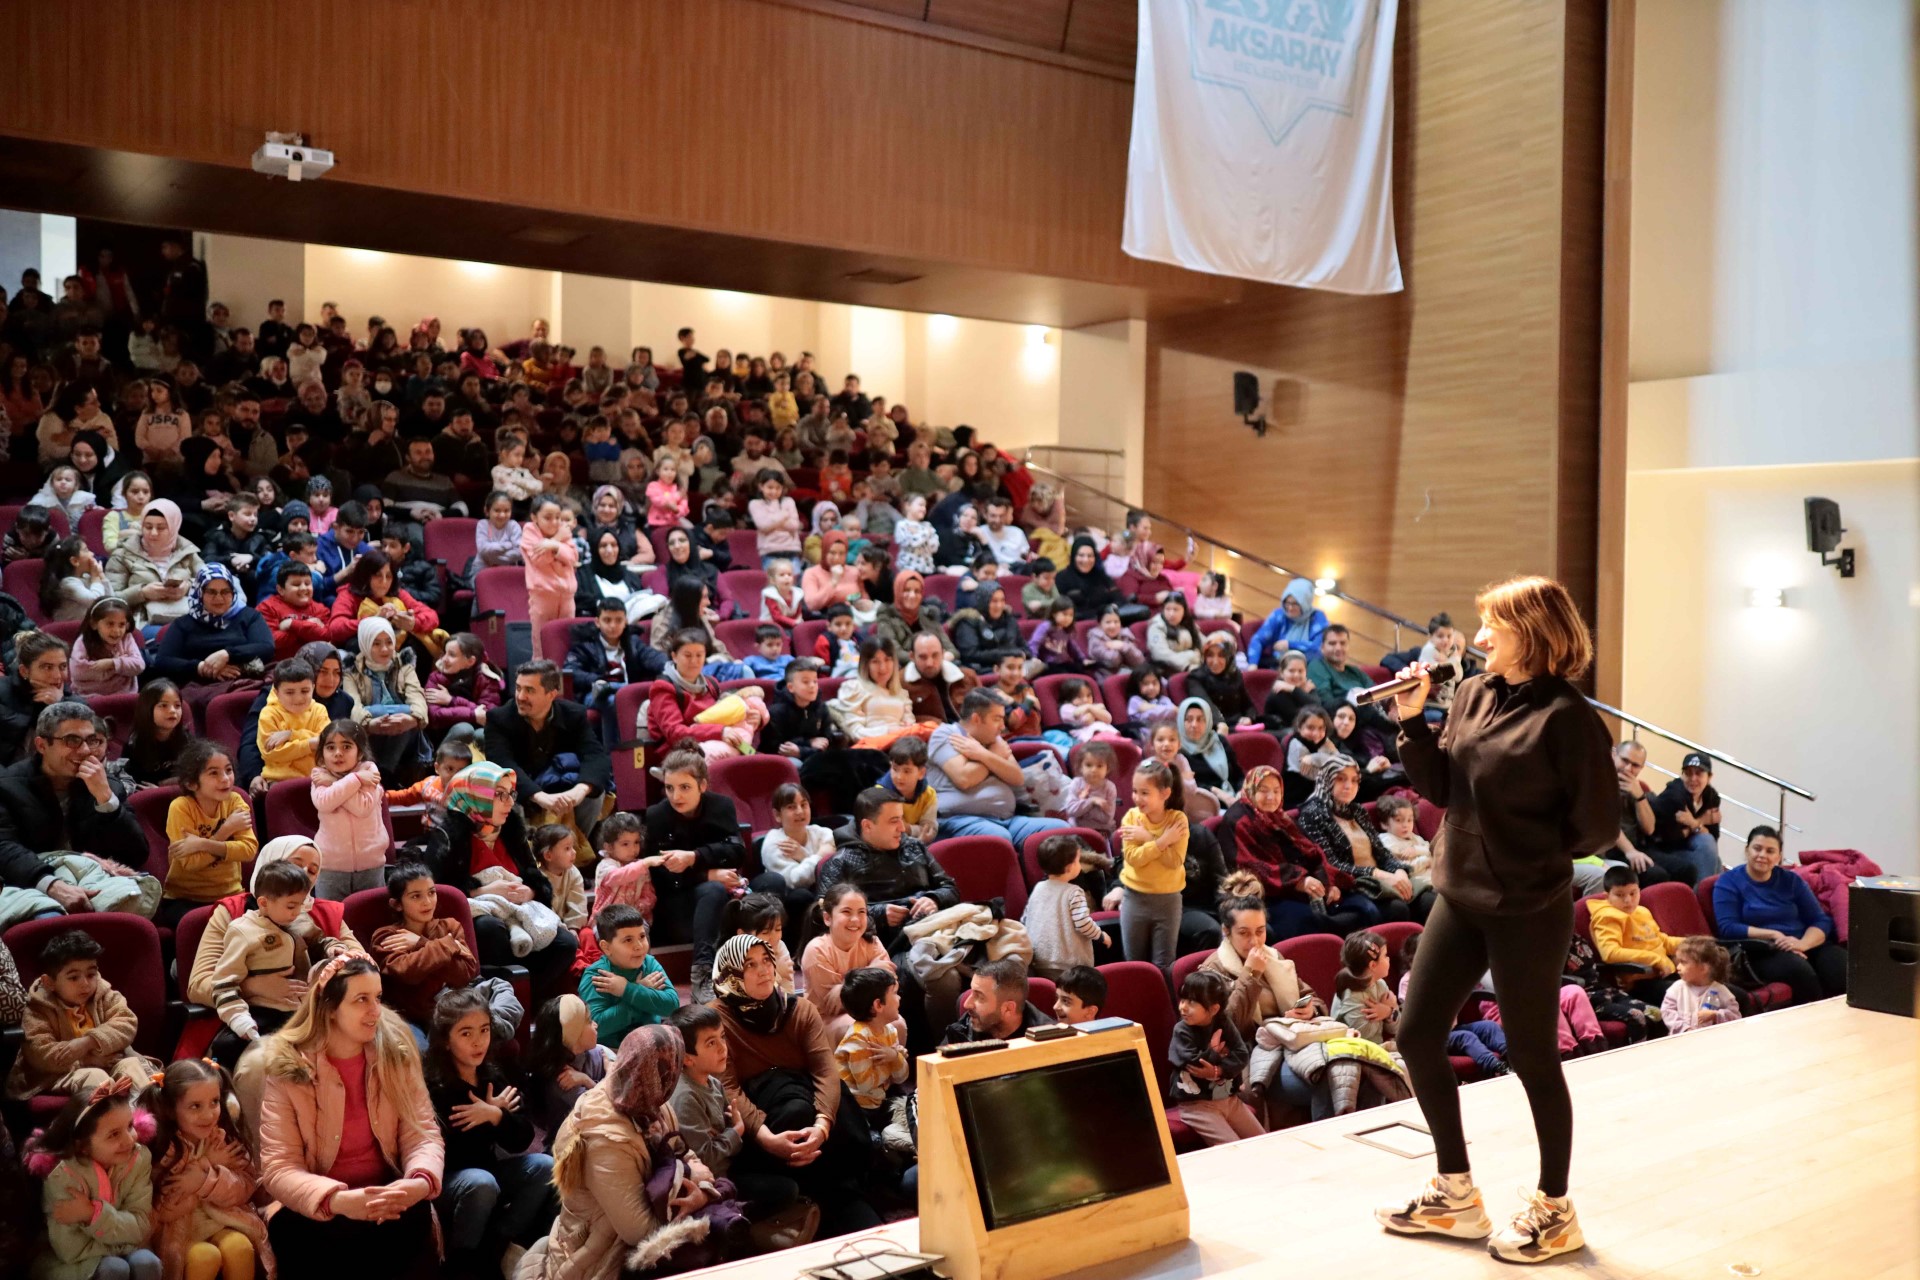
[690,999,1918,1279]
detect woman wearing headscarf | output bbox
[184,836,362,1012]
[1178,695,1242,807]
[1055,535,1141,623]
[540,450,587,520]
[949,584,1026,673]
[327,548,443,661]
[167,435,238,545]
[106,497,205,631]
[647,580,751,682]
[429,762,578,993]
[708,936,880,1238]
[583,484,641,549]
[1218,766,1378,942]
[342,616,429,785]
[1146,591,1205,674]
[1117,541,1175,609]
[1296,755,1430,924]
[149,564,274,695]
[524,1024,746,1280]
[871,571,952,659]
[64,428,119,502]
[574,526,660,620]
[1186,632,1257,729]
[1247,576,1331,668]
[660,527,719,601]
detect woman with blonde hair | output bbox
[245,953,443,1280]
[1375,576,1615,1263]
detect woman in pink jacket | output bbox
[253,952,444,1280]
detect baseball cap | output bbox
[1681,752,1713,773]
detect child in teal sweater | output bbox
[577,905,680,1048]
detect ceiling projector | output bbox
[251,133,333,182]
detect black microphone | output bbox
[1353,663,1456,707]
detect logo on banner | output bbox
[1187,0,1368,144]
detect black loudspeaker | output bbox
[1233,371,1260,418]
[1805,497,1844,553]
[1846,881,1920,1019]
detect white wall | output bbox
[920,313,1060,452]
[303,246,553,350]
[1058,319,1146,502]
[628,282,818,371]
[1624,0,1919,871]
[201,234,305,332]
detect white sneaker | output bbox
[1375,1173,1493,1239]
[1488,1191,1584,1263]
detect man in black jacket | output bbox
[816,788,960,952]
[485,661,611,827]
[0,703,149,912]
[759,659,882,811]
[939,957,1051,1047]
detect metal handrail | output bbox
[1588,701,1815,801]
[1023,456,1818,830]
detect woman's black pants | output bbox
[1397,893,1575,1197]
[1746,940,1848,1005]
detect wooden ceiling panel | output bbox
[923,0,1072,53]
[1062,0,1137,68]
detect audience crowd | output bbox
[0,261,1855,1279]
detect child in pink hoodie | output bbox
[310,719,389,900]
[520,494,579,660]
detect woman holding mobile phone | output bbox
[1373,576,1616,1265]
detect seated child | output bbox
[143,1058,271,1280]
[255,561,333,662]
[1261,650,1323,734]
[526,994,608,1135]
[1085,607,1145,674]
[1661,936,1742,1035]
[369,863,483,1041]
[207,859,315,1070]
[1126,666,1177,740]
[758,659,845,776]
[535,823,589,930]
[1058,676,1124,743]
[199,492,272,600]
[833,967,909,1111]
[1374,794,1433,876]
[1020,559,1057,618]
[161,741,258,930]
[475,489,524,566]
[879,736,938,845]
[760,783,835,896]
[1052,965,1107,1026]
[589,811,665,926]
[24,1079,162,1280]
[990,653,1042,738]
[759,559,806,629]
[1192,571,1234,621]
[386,737,469,823]
[1396,934,1508,1077]
[1169,969,1263,1146]
[742,624,794,682]
[1330,930,1400,1044]
[1029,599,1086,675]
[1062,741,1119,840]
[723,895,795,995]
[578,905,678,1048]
[255,658,330,790]
[426,632,505,737]
[69,597,144,698]
[1022,834,1109,981]
[563,600,668,752]
[5,930,160,1100]
[1590,866,1681,1003]
[813,603,860,678]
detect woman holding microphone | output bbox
[1374,576,1616,1264]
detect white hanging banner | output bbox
[1123,0,1403,295]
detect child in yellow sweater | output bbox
[1590,866,1681,1003]
[255,658,330,785]
[1118,759,1189,974]
[159,741,257,931]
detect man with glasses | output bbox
[0,703,148,913]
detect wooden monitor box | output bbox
[915,1026,1189,1280]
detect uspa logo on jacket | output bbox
[1188,0,1367,143]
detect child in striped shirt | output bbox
[833,967,909,1110]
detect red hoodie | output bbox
[255,593,331,661]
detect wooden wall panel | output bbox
[0,0,1199,297]
[1145,1,1607,651]
[924,0,1072,50]
[1063,0,1139,68]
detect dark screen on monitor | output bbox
[952,1050,1171,1230]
